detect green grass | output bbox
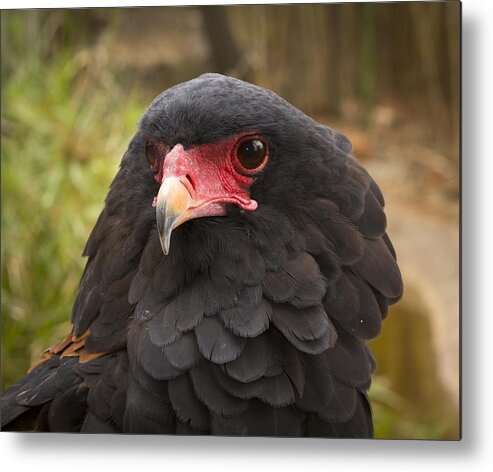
[1,15,145,387]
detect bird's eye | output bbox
[236,138,268,171]
[145,139,159,167]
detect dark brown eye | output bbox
[236,138,268,170]
[145,139,158,167]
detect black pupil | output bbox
[237,139,266,170]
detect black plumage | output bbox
[219,297,271,338]
[1,73,402,436]
[224,333,275,383]
[168,374,209,431]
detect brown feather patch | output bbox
[27,328,106,372]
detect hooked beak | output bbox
[155,177,193,255]
[153,142,258,255]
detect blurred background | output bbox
[1,2,460,439]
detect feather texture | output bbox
[189,363,248,417]
[224,333,274,383]
[219,297,271,338]
[213,365,295,407]
[353,238,403,300]
[168,373,210,431]
[194,316,247,364]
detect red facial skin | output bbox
[150,133,268,220]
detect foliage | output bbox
[370,376,455,440]
[1,11,145,388]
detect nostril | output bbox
[185,173,195,190]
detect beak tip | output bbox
[156,177,192,256]
[158,231,171,256]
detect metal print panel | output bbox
[1,2,460,439]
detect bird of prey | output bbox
[1,74,402,436]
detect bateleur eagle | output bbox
[1,73,402,436]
